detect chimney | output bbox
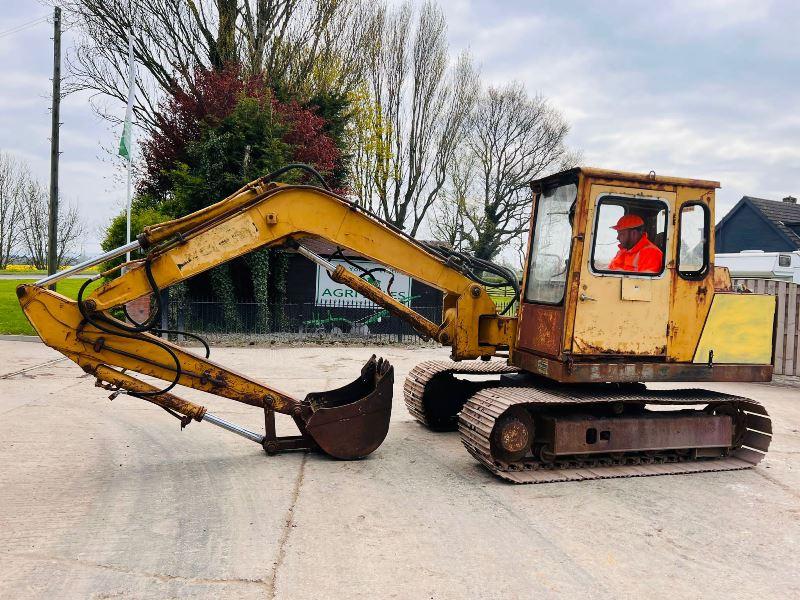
[783,196,797,204]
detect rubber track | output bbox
[458,385,772,484]
[403,360,519,428]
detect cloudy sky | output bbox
[1,0,798,255]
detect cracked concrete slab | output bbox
[0,341,799,599]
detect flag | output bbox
[118,31,135,160]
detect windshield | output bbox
[525,183,577,304]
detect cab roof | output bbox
[531,167,720,192]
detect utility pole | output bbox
[47,6,61,289]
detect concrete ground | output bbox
[0,340,798,600]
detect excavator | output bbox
[18,165,776,483]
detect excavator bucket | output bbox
[304,356,394,459]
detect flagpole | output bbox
[126,149,132,262]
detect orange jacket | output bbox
[608,233,663,273]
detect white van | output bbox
[715,250,800,283]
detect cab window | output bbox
[677,202,709,279]
[525,182,577,304]
[591,196,667,276]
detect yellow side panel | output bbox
[693,294,775,364]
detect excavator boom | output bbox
[18,167,514,461]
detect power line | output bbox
[0,15,49,39]
[0,15,49,38]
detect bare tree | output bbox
[429,151,473,252]
[462,82,578,261]
[351,2,477,234]
[19,180,85,269]
[0,152,25,269]
[18,180,49,269]
[57,0,368,131]
[56,203,86,266]
[247,0,374,97]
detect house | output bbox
[715,195,800,253]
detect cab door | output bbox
[666,192,714,361]
[516,179,577,359]
[571,184,675,356]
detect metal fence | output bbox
[732,278,798,376]
[164,297,516,344]
[160,279,796,369]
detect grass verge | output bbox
[0,279,102,336]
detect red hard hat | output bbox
[611,214,644,231]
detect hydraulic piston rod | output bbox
[202,413,266,444]
[294,243,336,272]
[36,240,141,287]
[92,364,265,445]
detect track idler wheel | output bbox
[491,407,534,463]
[303,355,394,460]
[705,402,746,447]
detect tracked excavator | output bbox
[18,165,776,483]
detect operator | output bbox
[607,214,663,273]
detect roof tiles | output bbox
[746,196,800,247]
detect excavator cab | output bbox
[432,167,777,482]
[514,167,775,383]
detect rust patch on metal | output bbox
[572,338,665,356]
[513,350,773,383]
[713,266,733,291]
[517,303,563,358]
[547,414,732,455]
[93,364,207,422]
[498,419,530,452]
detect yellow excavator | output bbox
[18,165,775,483]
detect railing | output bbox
[732,278,797,376]
[165,298,516,344]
